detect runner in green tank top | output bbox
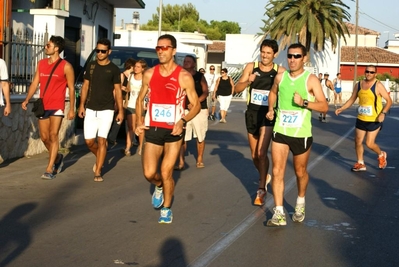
[265,43,328,226]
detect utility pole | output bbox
[158,0,163,37]
[353,0,359,87]
[178,9,181,32]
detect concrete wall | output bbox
[0,99,76,163]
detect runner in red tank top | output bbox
[135,34,200,224]
[21,36,75,180]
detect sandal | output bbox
[94,175,104,182]
[196,162,205,168]
[174,165,185,171]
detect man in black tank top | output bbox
[175,55,209,170]
[235,39,286,206]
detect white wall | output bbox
[345,34,378,47]
[225,34,264,64]
[13,0,115,67]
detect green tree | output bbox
[262,0,351,53]
[140,4,240,40]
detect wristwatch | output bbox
[180,118,187,126]
[302,99,309,108]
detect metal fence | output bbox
[2,28,47,94]
[222,62,246,100]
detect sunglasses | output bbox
[155,45,174,52]
[96,49,108,54]
[287,54,303,59]
[221,71,226,74]
[365,70,376,74]
[210,68,215,70]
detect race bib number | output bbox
[279,110,303,128]
[250,89,269,106]
[151,104,175,123]
[358,105,372,116]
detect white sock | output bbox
[297,196,305,206]
[358,160,364,164]
[275,206,284,214]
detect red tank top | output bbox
[39,59,68,110]
[145,65,186,129]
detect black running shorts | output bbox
[245,109,275,136]
[145,126,184,146]
[355,119,383,132]
[272,132,313,156]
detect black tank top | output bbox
[185,71,207,109]
[247,63,278,111]
[217,77,232,96]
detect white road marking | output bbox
[339,114,357,119]
[188,127,355,267]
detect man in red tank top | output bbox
[22,36,75,180]
[135,34,200,224]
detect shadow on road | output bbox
[0,203,37,267]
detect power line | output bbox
[359,10,399,32]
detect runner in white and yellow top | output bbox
[335,65,392,172]
[266,43,328,227]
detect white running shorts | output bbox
[83,108,114,139]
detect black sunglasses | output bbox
[210,68,215,70]
[287,54,303,59]
[365,70,376,74]
[96,49,108,54]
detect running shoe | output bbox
[254,189,266,206]
[152,186,164,208]
[41,172,55,180]
[322,117,327,123]
[351,162,366,172]
[292,204,305,223]
[318,114,322,121]
[158,207,173,224]
[267,208,287,226]
[53,153,64,174]
[378,151,387,169]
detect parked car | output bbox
[74,46,195,130]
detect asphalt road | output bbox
[1,101,398,267]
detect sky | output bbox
[115,0,399,47]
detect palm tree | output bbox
[262,0,351,54]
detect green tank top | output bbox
[274,70,315,138]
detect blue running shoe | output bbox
[152,186,164,208]
[53,154,64,174]
[158,207,173,224]
[41,172,55,180]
